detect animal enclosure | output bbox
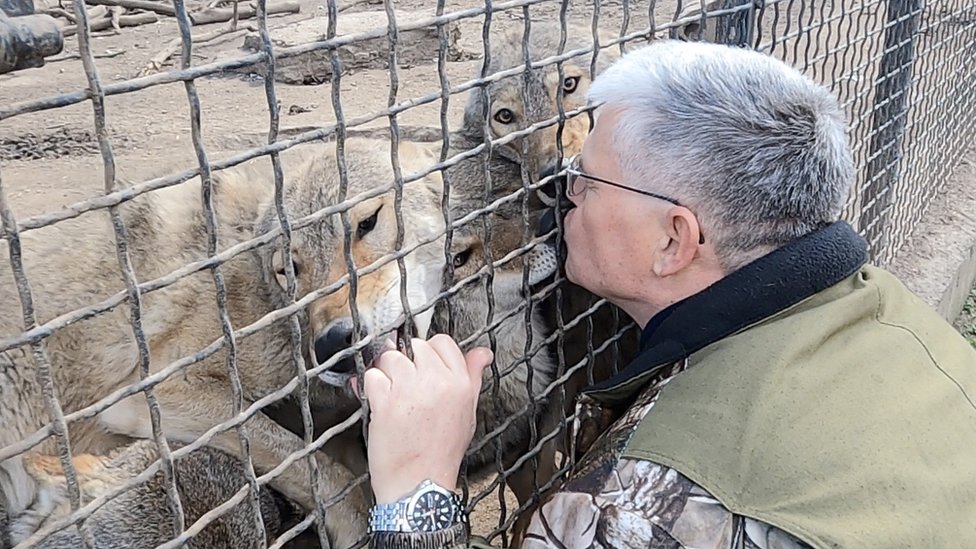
[0,0,974,548]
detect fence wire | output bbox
[1,0,974,547]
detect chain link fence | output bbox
[0,0,974,547]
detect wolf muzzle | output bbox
[313,317,416,386]
[536,166,575,250]
[313,317,361,380]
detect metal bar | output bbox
[168,0,267,541]
[322,2,367,545]
[863,0,923,260]
[253,0,326,544]
[475,0,501,531]
[435,0,456,340]
[68,0,186,542]
[383,0,415,360]
[0,167,91,549]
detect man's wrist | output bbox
[369,479,467,534]
[372,472,458,504]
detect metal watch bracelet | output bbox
[369,480,468,534]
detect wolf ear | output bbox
[397,141,445,199]
[461,89,488,139]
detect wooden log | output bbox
[137,23,255,76]
[81,0,176,17]
[61,11,156,36]
[233,9,465,85]
[188,0,299,26]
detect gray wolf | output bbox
[7,441,300,548]
[459,21,622,180]
[444,21,642,522]
[0,138,447,548]
[430,204,559,508]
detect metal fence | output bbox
[0,0,974,547]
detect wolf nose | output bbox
[538,162,575,205]
[314,317,357,375]
[536,170,574,244]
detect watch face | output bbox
[407,490,455,532]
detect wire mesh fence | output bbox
[0,0,974,547]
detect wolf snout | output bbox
[313,317,361,378]
[536,162,565,206]
[536,161,575,217]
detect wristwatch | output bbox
[369,479,467,533]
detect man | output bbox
[358,40,976,548]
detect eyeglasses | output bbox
[564,155,705,245]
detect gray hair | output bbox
[587,40,854,271]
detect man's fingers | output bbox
[465,347,492,393]
[427,333,468,375]
[363,366,393,406]
[465,346,493,374]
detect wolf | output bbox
[449,19,641,389]
[430,200,559,499]
[0,138,447,548]
[458,21,622,180]
[7,441,301,548]
[442,21,644,535]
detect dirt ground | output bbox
[0,0,670,219]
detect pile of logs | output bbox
[40,0,300,37]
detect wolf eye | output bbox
[493,108,514,125]
[452,248,473,269]
[562,76,580,94]
[275,259,301,277]
[357,206,381,239]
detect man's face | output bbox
[563,107,660,301]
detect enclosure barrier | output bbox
[1,0,974,547]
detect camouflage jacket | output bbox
[369,358,811,549]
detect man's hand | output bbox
[362,334,493,504]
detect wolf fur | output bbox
[0,138,447,548]
[460,22,622,179]
[7,441,301,548]
[430,201,559,495]
[442,22,643,537]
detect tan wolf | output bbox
[7,441,301,548]
[0,138,447,548]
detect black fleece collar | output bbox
[584,220,869,403]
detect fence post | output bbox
[714,0,757,46]
[673,0,757,46]
[863,0,923,261]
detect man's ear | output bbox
[652,207,702,277]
